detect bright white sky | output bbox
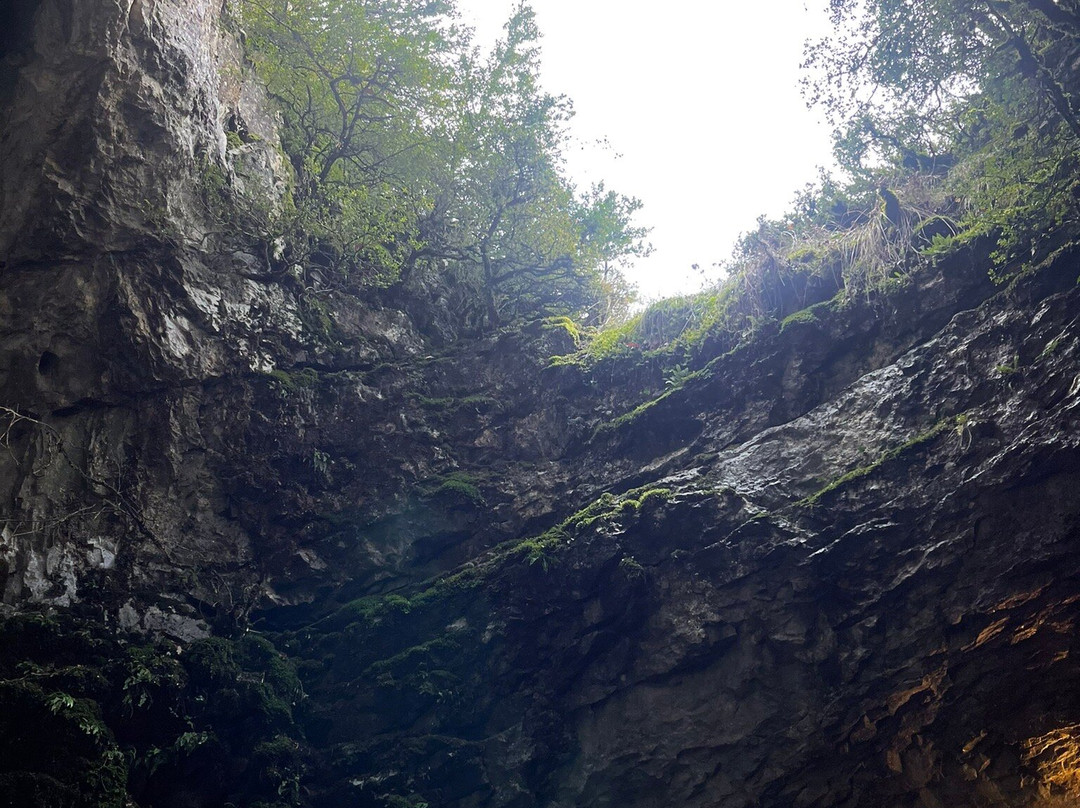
[455,0,837,301]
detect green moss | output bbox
[635,487,673,507]
[788,245,826,263]
[414,395,455,408]
[266,367,321,394]
[363,636,461,682]
[780,296,844,333]
[545,352,587,369]
[405,568,485,611]
[298,295,335,342]
[592,390,671,439]
[326,486,670,642]
[797,416,958,508]
[780,307,819,331]
[201,159,229,197]
[428,471,484,506]
[542,315,582,343]
[1039,337,1063,360]
[994,353,1020,375]
[321,594,414,631]
[618,487,673,512]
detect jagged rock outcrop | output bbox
[2,2,1080,808]
[275,253,1080,808]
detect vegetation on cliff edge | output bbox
[572,0,1079,364]
[236,0,651,326]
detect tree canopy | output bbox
[797,0,1080,275]
[805,0,1080,162]
[237,0,650,326]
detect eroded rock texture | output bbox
[2,2,1080,807]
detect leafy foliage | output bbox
[578,0,1080,366]
[0,613,305,808]
[803,0,1080,278]
[239,0,650,324]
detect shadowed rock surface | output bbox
[2,2,1080,807]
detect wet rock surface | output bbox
[277,256,1080,808]
[2,2,1080,807]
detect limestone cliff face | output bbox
[3,3,1080,808]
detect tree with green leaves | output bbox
[804,0,1080,274]
[805,0,1080,166]
[238,0,650,325]
[576,183,652,321]
[241,0,463,286]
[432,4,651,325]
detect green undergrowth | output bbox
[587,291,731,358]
[285,484,679,729]
[558,152,1075,375]
[0,611,305,808]
[796,415,962,508]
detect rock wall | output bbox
[276,254,1080,808]
[2,3,1080,807]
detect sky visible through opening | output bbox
[455,0,838,301]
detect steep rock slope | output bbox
[2,3,1080,808]
[281,254,1080,808]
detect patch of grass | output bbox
[586,290,733,359]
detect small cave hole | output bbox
[37,350,59,376]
